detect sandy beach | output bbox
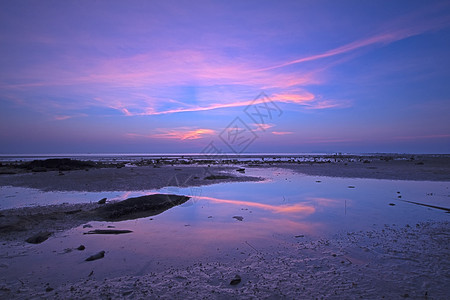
[2,0,450,298]
[0,155,449,299]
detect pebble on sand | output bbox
[25,231,52,244]
[98,198,107,204]
[230,275,241,285]
[85,251,105,262]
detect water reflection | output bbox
[197,195,316,215]
[1,168,449,287]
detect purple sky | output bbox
[1,0,449,154]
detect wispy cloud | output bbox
[303,99,351,110]
[392,134,450,141]
[257,12,450,72]
[5,9,446,119]
[272,131,293,135]
[53,113,88,121]
[114,89,338,116]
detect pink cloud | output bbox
[304,99,352,110]
[272,131,293,135]
[4,5,448,121]
[119,89,322,116]
[53,115,72,121]
[128,128,216,140]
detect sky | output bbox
[1,0,450,154]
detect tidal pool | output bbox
[0,167,448,288]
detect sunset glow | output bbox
[1,1,449,153]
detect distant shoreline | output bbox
[0,152,449,162]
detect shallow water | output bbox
[0,167,449,287]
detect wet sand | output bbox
[53,222,448,299]
[1,155,449,194]
[0,165,261,192]
[1,221,448,299]
[277,156,450,181]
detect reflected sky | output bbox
[0,168,449,286]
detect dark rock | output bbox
[26,231,52,244]
[64,209,82,215]
[236,168,245,173]
[77,245,86,251]
[348,186,355,188]
[85,251,105,261]
[230,274,241,285]
[204,175,234,180]
[46,287,54,292]
[94,194,190,221]
[389,203,396,206]
[23,158,96,171]
[32,167,47,172]
[295,235,305,238]
[97,198,107,204]
[233,216,244,221]
[0,170,17,175]
[84,229,133,235]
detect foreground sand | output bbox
[1,221,448,299]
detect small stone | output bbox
[46,287,54,292]
[389,203,396,206]
[77,245,86,251]
[98,198,107,204]
[230,275,241,285]
[233,216,244,221]
[85,251,105,261]
[26,231,52,244]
